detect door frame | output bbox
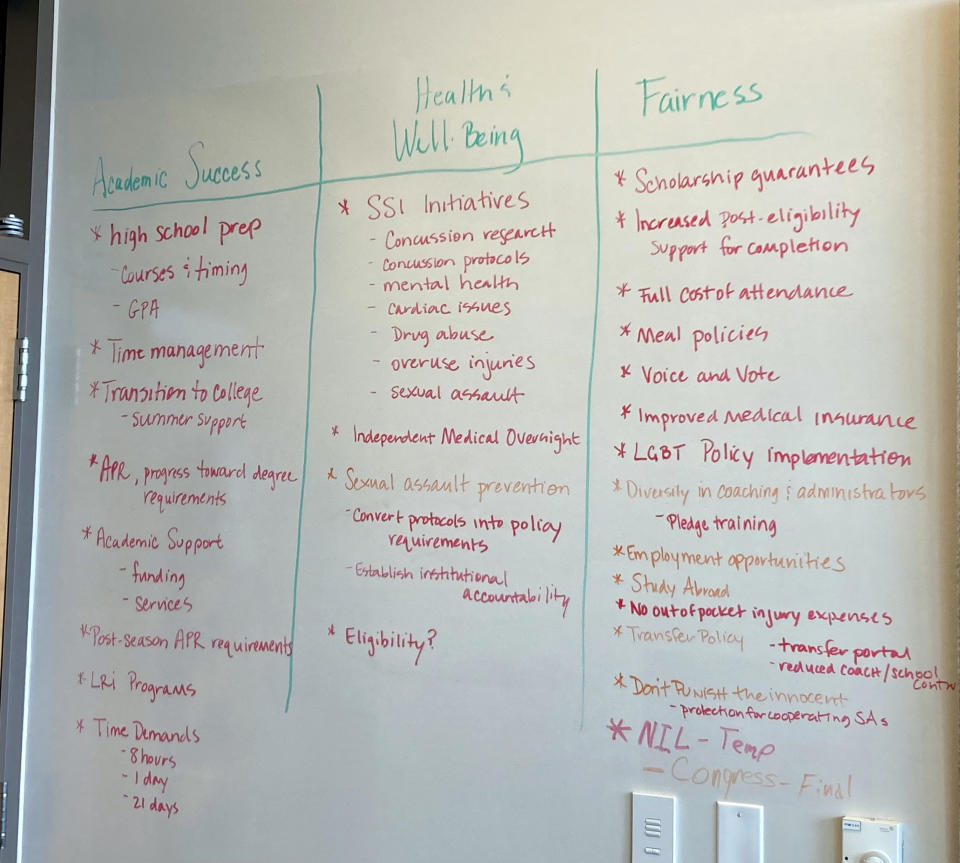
[0,0,54,857]
[0,251,35,861]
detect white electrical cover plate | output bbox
[841,816,902,863]
[717,801,763,863]
[631,792,677,862]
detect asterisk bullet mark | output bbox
[615,442,626,458]
[90,339,101,355]
[613,545,625,557]
[327,468,336,479]
[331,425,339,436]
[613,625,623,637]
[614,170,626,187]
[613,478,622,492]
[617,282,629,297]
[90,226,102,241]
[89,453,98,467]
[620,364,631,379]
[328,625,335,635]
[613,573,623,584]
[616,210,626,228]
[338,199,350,215]
[89,381,101,398]
[614,674,626,689]
[82,526,92,539]
[616,598,625,609]
[76,719,85,733]
[607,717,631,741]
[620,323,631,337]
[77,672,86,685]
[621,404,631,419]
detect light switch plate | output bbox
[632,792,676,862]
[717,801,763,863]
[841,816,902,863]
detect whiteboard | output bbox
[22,1,958,861]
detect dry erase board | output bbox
[21,1,958,860]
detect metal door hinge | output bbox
[2,779,9,849]
[14,337,28,402]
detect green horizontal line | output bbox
[91,130,809,213]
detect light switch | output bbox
[632,792,676,863]
[841,816,902,863]
[717,801,763,863]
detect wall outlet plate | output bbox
[717,801,763,863]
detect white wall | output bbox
[22,2,959,860]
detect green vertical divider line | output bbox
[270,83,799,718]
[285,85,324,713]
[580,69,602,729]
